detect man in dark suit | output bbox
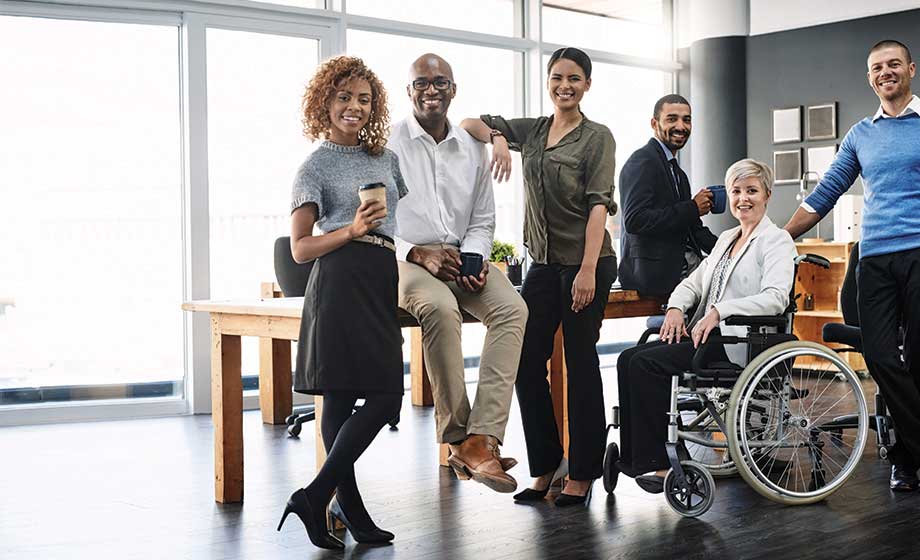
[618,94,718,297]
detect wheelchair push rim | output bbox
[726,341,868,505]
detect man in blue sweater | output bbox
[785,39,920,492]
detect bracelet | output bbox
[489,129,504,144]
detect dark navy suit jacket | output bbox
[617,138,717,297]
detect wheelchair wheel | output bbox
[603,442,620,494]
[726,341,868,505]
[664,461,716,518]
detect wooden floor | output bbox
[2,361,918,560]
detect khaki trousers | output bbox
[398,256,528,444]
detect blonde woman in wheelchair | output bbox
[611,158,869,516]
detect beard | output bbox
[655,123,688,152]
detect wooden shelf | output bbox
[796,310,843,318]
[794,241,865,372]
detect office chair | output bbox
[273,237,399,437]
[274,236,316,436]
[821,242,895,459]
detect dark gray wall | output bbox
[689,36,748,234]
[746,9,920,238]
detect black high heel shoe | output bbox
[554,479,594,507]
[328,498,394,544]
[513,458,568,502]
[277,488,345,550]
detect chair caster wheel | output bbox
[664,461,715,518]
[603,442,620,494]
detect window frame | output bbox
[0,0,680,424]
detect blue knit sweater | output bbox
[804,112,920,258]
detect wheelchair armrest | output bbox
[690,335,744,374]
[638,327,659,345]
[724,315,787,330]
[822,322,862,351]
[795,253,831,269]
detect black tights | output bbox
[305,391,402,529]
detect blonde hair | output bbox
[725,158,774,195]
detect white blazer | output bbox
[667,215,797,366]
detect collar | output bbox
[407,114,458,144]
[722,214,774,245]
[871,94,920,122]
[653,137,677,162]
[543,111,587,149]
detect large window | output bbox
[543,1,669,59]
[0,16,183,405]
[207,28,321,379]
[0,0,676,420]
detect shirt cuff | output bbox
[800,201,818,214]
[459,238,491,259]
[395,238,413,262]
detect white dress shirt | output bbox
[389,115,495,261]
[801,94,920,214]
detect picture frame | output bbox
[772,106,802,144]
[807,102,837,141]
[774,149,802,184]
[806,144,838,178]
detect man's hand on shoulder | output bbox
[408,246,462,281]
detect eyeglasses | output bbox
[411,78,453,91]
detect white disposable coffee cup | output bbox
[358,183,388,217]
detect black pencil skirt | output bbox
[294,241,404,396]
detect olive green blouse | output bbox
[481,113,617,265]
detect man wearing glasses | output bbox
[390,53,527,493]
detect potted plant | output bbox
[490,240,522,286]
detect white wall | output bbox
[677,0,919,46]
[750,0,920,36]
[676,0,749,48]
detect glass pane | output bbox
[543,2,668,59]
[346,0,517,37]
[347,30,524,360]
[0,17,183,405]
[206,29,320,379]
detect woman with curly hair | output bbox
[276,56,407,550]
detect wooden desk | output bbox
[182,290,663,503]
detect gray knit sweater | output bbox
[291,141,408,239]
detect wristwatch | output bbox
[488,129,504,144]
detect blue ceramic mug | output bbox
[708,185,726,214]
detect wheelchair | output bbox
[602,254,870,517]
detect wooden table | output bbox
[182,290,663,503]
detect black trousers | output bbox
[515,256,617,481]
[616,337,728,477]
[857,247,920,468]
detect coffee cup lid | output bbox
[359,182,386,191]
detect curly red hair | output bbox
[301,56,390,156]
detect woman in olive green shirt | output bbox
[461,47,617,506]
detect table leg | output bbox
[409,327,434,407]
[314,395,326,468]
[258,338,292,424]
[549,327,569,456]
[211,316,243,503]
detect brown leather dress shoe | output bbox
[448,435,518,493]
